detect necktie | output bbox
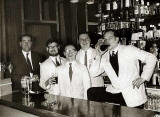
[111,51,116,57]
[26,53,33,73]
[84,51,87,67]
[110,51,119,76]
[55,58,60,66]
[69,63,72,81]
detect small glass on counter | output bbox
[21,76,30,95]
[29,74,42,94]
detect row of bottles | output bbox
[145,93,160,112]
[99,0,160,22]
[95,0,160,36]
[131,24,160,41]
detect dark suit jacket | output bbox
[11,51,44,91]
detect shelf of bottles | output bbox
[144,87,160,112]
[96,0,160,35]
[144,93,160,112]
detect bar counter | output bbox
[0,91,159,117]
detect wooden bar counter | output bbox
[0,91,159,117]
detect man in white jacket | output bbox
[39,39,65,95]
[55,44,91,100]
[87,29,157,108]
[76,33,104,87]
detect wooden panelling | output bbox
[1,0,88,63]
[42,0,57,21]
[23,0,40,20]
[63,1,72,43]
[25,24,57,56]
[5,0,22,59]
[87,4,98,22]
[0,0,7,62]
[77,2,86,34]
[0,0,3,61]
[63,1,79,45]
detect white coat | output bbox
[76,47,104,87]
[96,44,157,107]
[39,56,66,95]
[56,61,91,100]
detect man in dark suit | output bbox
[11,34,44,92]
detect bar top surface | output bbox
[0,91,158,117]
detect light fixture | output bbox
[70,0,79,3]
[86,0,94,4]
[70,0,94,4]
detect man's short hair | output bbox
[46,38,60,47]
[64,43,77,51]
[78,32,90,40]
[104,29,119,37]
[19,34,33,42]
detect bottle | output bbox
[109,0,114,22]
[113,0,118,21]
[153,73,157,86]
[105,0,111,21]
[117,0,124,21]
[140,0,145,17]
[128,0,134,19]
[155,3,160,15]
[134,0,140,17]
[124,0,130,21]
[144,3,149,15]
[146,2,150,15]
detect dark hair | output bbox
[64,43,77,51]
[78,32,90,40]
[46,38,60,47]
[104,29,119,37]
[19,34,33,42]
[78,31,89,36]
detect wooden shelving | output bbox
[24,20,57,24]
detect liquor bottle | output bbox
[124,0,129,21]
[155,3,160,15]
[109,1,115,22]
[113,0,118,21]
[117,0,123,21]
[144,2,149,15]
[146,2,151,15]
[140,0,145,17]
[105,0,111,21]
[134,0,140,18]
[124,0,134,21]
[129,0,134,19]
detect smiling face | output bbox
[79,34,91,50]
[103,31,119,50]
[46,42,59,56]
[20,36,32,52]
[64,45,77,61]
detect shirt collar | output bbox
[109,44,119,54]
[50,55,60,62]
[81,47,91,53]
[66,60,76,66]
[22,50,31,56]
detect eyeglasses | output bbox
[102,36,114,41]
[79,38,90,42]
[65,49,77,53]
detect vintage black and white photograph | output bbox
[0,0,160,117]
[130,40,138,47]
[158,61,160,70]
[138,40,146,50]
